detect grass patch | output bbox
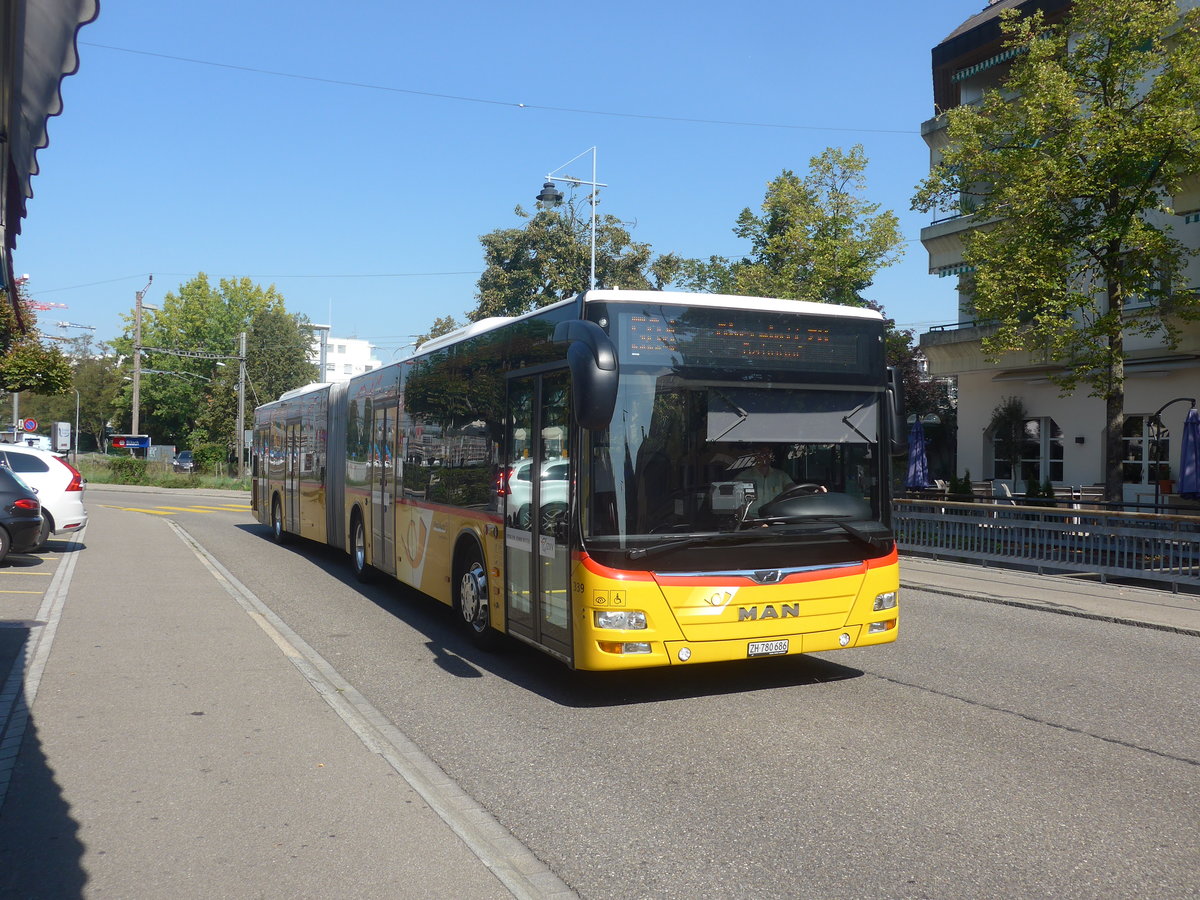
[77,453,250,491]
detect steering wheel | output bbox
[776,483,824,501]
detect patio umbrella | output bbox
[905,419,932,490]
[1179,406,1200,499]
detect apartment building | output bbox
[308,330,383,384]
[917,0,1200,503]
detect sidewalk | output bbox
[0,497,524,898]
[1,492,1195,897]
[901,553,1200,636]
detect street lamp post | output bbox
[130,275,154,439]
[1150,396,1197,510]
[537,147,606,290]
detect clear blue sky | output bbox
[17,0,976,359]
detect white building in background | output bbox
[308,328,382,384]
[917,0,1200,503]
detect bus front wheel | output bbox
[455,548,499,650]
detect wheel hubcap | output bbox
[460,563,487,629]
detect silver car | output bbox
[0,444,88,549]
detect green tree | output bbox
[15,335,123,451]
[473,196,682,319]
[683,146,905,305]
[193,305,318,458]
[912,0,1200,500]
[113,274,308,449]
[0,286,72,397]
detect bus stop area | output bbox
[0,490,1197,896]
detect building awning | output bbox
[937,263,976,277]
[1,0,100,306]
[951,46,1023,83]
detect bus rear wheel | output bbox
[271,496,288,545]
[350,512,373,583]
[455,548,499,650]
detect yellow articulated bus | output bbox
[253,290,905,671]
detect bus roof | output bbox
[412,290,883,357]
[586,289,885,321]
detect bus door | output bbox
[371,405,398,576]
[285,421,301,532]
[505,370,572,660]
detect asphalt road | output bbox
[5,486,1198,898]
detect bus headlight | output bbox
[873,591,897,611]
[595,609,647,630]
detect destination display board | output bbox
[614,307,877,376]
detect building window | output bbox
[991,417,1064,485]
[343,364,353,374]
[1121,415,1169,484]
[336,344,346,354]
[326,363,335,373]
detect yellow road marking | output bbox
[99,505,173,516]
[0,590,48,594]
[0,571,54,576]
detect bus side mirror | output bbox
[553,320,618,430]
[887,366,907,457]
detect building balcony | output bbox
[919,214,979,275]
[920,312,1200,380]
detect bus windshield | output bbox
[582,370,891,570]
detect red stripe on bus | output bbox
[574,552,655,582]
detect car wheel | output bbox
[34,513,53,551]
[454,546,500,650]
[0,526,10,565]
[271,496,288,544]
[350,512,373,583]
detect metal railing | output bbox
[894,498,1200,592]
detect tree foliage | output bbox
[472,196,682,320]
[193,304,319,456]
[17,336,124,451]
[0,286,72,395]
[113,274,316,451]
[682,146,905,305]
[912,0,1200,498]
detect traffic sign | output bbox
[22,418,36,432]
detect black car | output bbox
[0,465,42,563]
[173,450,194,474]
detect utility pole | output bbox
[130,275,153,438]
[236,331,246,478]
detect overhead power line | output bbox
[81,41,917,136]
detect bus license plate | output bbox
[747,639,789,657]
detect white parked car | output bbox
[0,444,88,549]
[501,458,569,529]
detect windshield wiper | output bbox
[709,388,749,441]
[625,531,786,561]
[754,514,889,548]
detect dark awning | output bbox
[1,0,99,311]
